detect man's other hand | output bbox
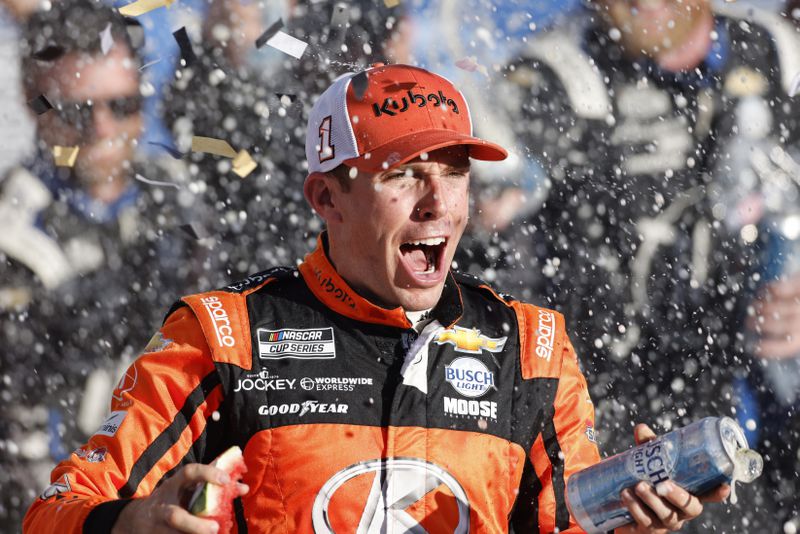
[615,424,731,533]
[110,463,249,534]
[749,274,800,360]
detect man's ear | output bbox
[304,172,343,223]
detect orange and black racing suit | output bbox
[24,235,601,533]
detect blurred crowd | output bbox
[1,0,799,531]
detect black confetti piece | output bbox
[148,141,184,159]
[32,45,65,61]
[173,27,197,66]
[179,222,211,241]
[351,71,369,100]
[27,94,53,115]
[255,18,283,49]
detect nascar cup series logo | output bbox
[445,357,495,398]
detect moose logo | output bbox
[373,90,460,117]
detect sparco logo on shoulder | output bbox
[536,309,556,361]
[312,458,470,533]
[200,296,235,348]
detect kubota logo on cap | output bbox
[372,89,460,117]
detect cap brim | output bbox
[344,129,508,173]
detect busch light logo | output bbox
[627,439,676,485]
[445,357,495,398]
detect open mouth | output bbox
[399,237,447,279]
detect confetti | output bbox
[191,136,237,158]
[255,19,283,49]
[173,27,197,67]
[52,146,80,167]
[148,141,184,159]
[264,31,308,59]
[100,23,114,55]
[329,2,349,47]
[134,173,180,189]
[124,18,146,49]
[232,149,257,178]
[351,71,369,100]
[118,0,174,17]
[27,94,53,115]
[790,72,800,98]
[455,56,489,77]
[179,222,211,241]
[138,57,163,71]
[32,45,65,61]
[275,92,297,103]
[384,0,400,7]
[330,3,349,30]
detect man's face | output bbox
[36,44,142,187]
[597,0,710,58]
[326,146,471,312]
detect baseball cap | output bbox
[306,64,508,174]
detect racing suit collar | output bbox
[298,233,463,329]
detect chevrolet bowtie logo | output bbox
[435,326,507,354]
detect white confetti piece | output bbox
[100,23,113,56]
[134,173,180,189]
[455,56,488,77]
[265,31,308,59]
[789,72,800,97]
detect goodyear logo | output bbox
[434,326,507,354]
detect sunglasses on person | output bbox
[54,95,143,129]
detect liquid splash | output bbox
[729,448,763,505]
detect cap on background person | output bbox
[306,63,508,175]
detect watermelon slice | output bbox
[188,446,247,534]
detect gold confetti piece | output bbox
[191,136,237,158]
[52,145,80,167]
[118,0,174,18]
[232,149,257,178]
[384,0,400,7]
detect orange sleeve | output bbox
[22,305,224,534]
[531,331,601,533]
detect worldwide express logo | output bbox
[257,327,336,360]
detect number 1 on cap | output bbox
[318,116,335,163]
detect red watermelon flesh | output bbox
[188,446,248,534]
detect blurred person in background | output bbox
[0,0,201,528]
[476,0,800,529]
[0,0,36,177]
[164,0,409,282]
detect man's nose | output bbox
[91,104,118,138]
[415,176,448,221]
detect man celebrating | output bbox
[25,64,726,533]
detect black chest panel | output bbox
[216,273,558,455]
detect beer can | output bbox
[566,417,761,533]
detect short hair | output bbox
[20,0,141,95]
[328,164,356,192]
